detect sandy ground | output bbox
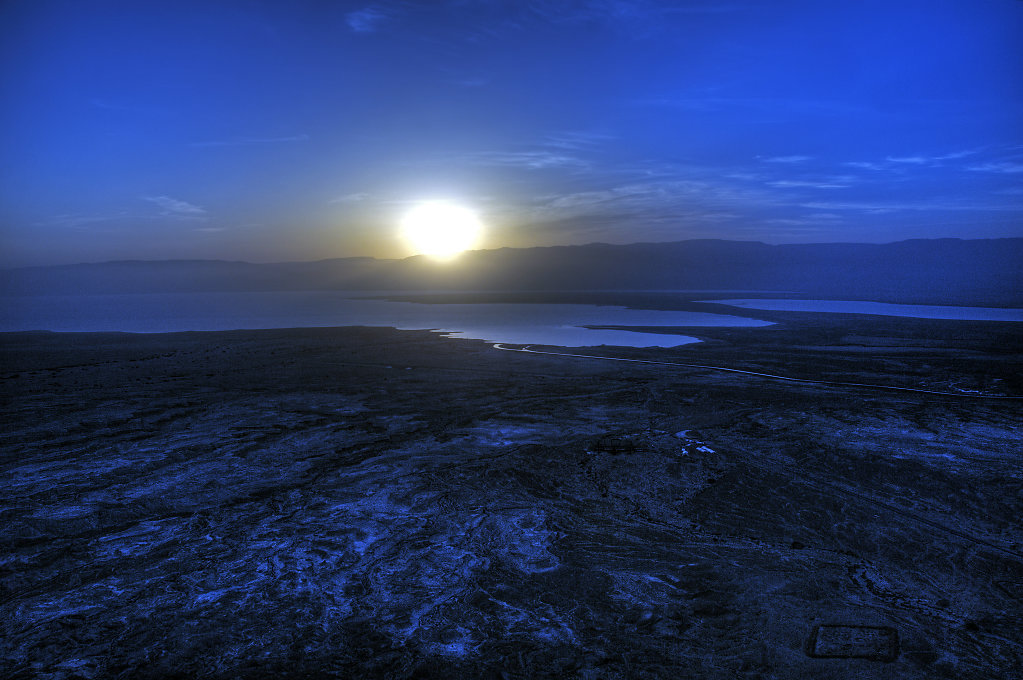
[2,321,1022,679]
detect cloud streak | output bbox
[190,134,309,148]
[762,155,812,163]
[526,176,781,227]
[527,0,744,33]
[143,196,207,218]
[346,6,391,33]
[879,150,981,166]
[800,200,1019,213]
[35,214,117,230]
[543,131,616,150]
[885,155,928,165]
[329,193,372,204]
[967,161,1023,174]
[767,180,849,189]
[464,150,590,170]
[842,161,882,170]
[634,97,877,118]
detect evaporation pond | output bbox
[706,299,1023,322]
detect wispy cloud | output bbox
[143,196,207,219]
[934,149,978,160]
[885,155,928,165]
[724,171,766,181]
[34,213,117,230]
[543,130,616,150]
[663,3,749,15]
[764,218,822,227]
[761,155,812,163]
[634,97,876,118]
[190,134,309,148]
[346,5,391,33]
[762,212,843,230]
[842,149,983,171]
[465,150,589,170]
[528,0,743,33]
[420,139,1020,244]
[329,192,371,204]
[528,0,648,25]
[882,150,980,166]
[767,180,849,189]
[438,135,614,178]
[528,177,778,225]
[842,161,882,170]
[800,199,1019,213]
[967,161,1023,174]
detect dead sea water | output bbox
[0,291,773,347]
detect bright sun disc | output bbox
[401,201,482,260]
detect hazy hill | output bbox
[3,238,1022,306]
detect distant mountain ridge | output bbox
[3,238,1022,307]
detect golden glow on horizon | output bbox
[400,201,482,260]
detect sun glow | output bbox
[400,201,482,260]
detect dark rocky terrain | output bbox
[2,315,1022,678]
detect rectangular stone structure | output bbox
[805,624,899,661]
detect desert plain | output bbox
[2,301,1022,679]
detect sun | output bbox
[400,201,482,260]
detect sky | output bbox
[1,0,1022,266]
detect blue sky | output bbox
[1,0,1021,266]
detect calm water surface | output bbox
[1,292,773,347]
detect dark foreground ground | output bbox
[2,314,1022,679]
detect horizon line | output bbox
[5,235,1022,271]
